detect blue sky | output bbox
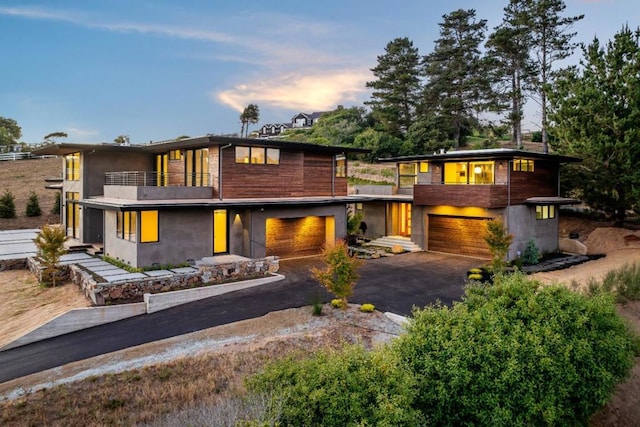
[1,0,637,145]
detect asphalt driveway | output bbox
[0,251,479,383]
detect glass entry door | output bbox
[386,202,412,237]
[213,209,227,254]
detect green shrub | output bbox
[25,191,42,217]
[51,191,61,215]
[0,190,16,218]
[247,345,424,426]
[522,239,540,265]
[360,303,375,312]
[589,262,640,302]
[393,272,637,426]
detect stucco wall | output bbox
[358,202,387,240]
[506,205,559,259]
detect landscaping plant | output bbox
[484,218,513,273]
[522,238,540,265]
[0,189,16,218]
[33,224,67,286]
[393,272,638,426]
[25,191,42,217]
[51,191,61,215]
[311,240,363,309]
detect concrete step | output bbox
[364,235,422,252]
[86,244,104,256]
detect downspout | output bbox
[218,144,233,200]
[331,154,336,197]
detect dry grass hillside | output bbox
[0,157,61,230]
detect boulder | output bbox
[391,244,405,254]
[558,237,588,255]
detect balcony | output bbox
[414,184,509,208]
[104,171,214,200]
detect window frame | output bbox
[65,152,80,181]
[117,211,138,242]
[335,155,346,178]
[398,162,417,188]
[535,205,556,220]
[513,159,535,172]
[140,210,159,243]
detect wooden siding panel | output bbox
[414,185,509,208]
[509,161,558,203]
[303,153,338,196]
[428,216,491,258]
[266,217,326,258]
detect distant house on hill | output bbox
[258,111,327,138]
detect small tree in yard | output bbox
[311,240,363,309]
[25,191,42,217]
[33,224,67,287]
[484,218,513,273]
[0,190,16,218]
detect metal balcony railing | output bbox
[104,171,210,187]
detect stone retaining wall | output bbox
[26,257,71,285]
[72,256,280,306]
[0,258,28,271]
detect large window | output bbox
[185,148,209,186]
[155,154,168,186]
[335,155,346,178]
[117,210,159,242]
[235,146,280,165]
[65,192,80,238]
[536,205,556,220]
[65,152,80,181]
[398,163,417,188]
[444,161,495,184]
[513,159,535,172]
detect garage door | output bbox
[266,216,326,258]
[428,215,492,258]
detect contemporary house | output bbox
[257,123,290,138]
[33,136,367,268]
[355,148,581,259]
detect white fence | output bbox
[0,152,57,161]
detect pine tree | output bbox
[423,9,489,148]
[366,37,422,139]
[484,218,513,273]
[52,191,61,215]
[0,190,16,218]
[25,191,42,217]
[33,224,67,287]
[550,25,640,225]
[525,0,583,153]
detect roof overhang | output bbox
[524,197,582,205]
[378,148,581,164]
[31,143,146,156]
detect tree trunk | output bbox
[515,68,523,149]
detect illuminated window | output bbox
[335,155,346,178]
[536,205,556,220]
[398,163,417,188]
[117,211,137,242]
[156,154,168,186]
[235,146,250,163]
[140,211,159,243]
[185,148,209,186]
[266,148,280,164]
[65,192,80,238]
[169,149,182,160]
[513,159,535,172]
[419,162,429,173]
[444,161,494,184]
[65,152,80,181]
[250,147,265,164]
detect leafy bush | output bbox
[247,345,424,426]
[312,240,363,309]
[0,190,16,218]
[359,303,375,312]
[588,262,640,302]
[25,191,42,217]
[393,273,637,426]
[51,191,61,215]
[522,239,540,265]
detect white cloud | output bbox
[216,69,371,113]
[66,127,100,140]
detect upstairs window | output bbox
[65,152,80,181]
[235,146,279,165]
[419,161,429,173]
[444,161,494,184]
[266,148,280,165]
[399,163,417,188]
[513,159,535,172]
[335,155,346,178]
[536,205,556,220]
[251,147,266,164]
[236,146,250,163]
[169,149,182,160]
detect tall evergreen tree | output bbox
[365,37,422,139]
[423,9,488,148]
[550,25,640,226]
[486,0,535,148]
[239,104,260,138]
[526,0,583,153]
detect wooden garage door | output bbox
[428,215,492,258]
[266,216,326,258]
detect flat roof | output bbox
[378,148,581,163]
[32,135,370,156]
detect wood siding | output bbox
[509,161,558,203]
[428,215,491,258]
[266,216,326,258]
[221,149,345,198]
[414,184,509,208]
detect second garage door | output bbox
[266,216,327,258]
[428,215,492,258]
